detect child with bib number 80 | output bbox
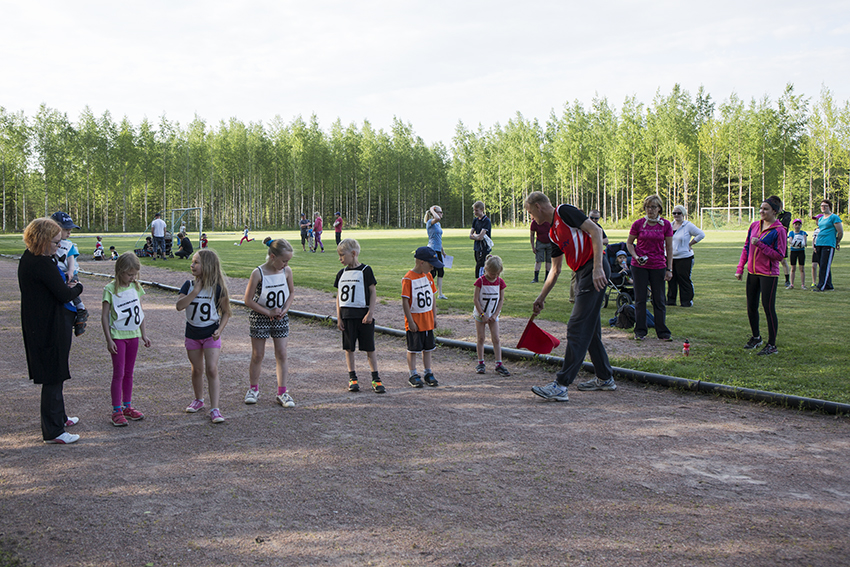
[177,249,232,423]
[101,252,151,427]
[243,239,295,408]
[474,255,510,376]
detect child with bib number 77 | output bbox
[243,239,295,408]
[101,252,151,427]
[177,249,232,423]
[473,255,510,377]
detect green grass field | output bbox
[2,226,848,404]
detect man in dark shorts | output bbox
[530,217,552,283]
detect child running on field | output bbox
[237,225,254,246]
[401,247,442,388]
[244,239,295,407]
[177,249,232,423]
[473,255,510,376]
[101,252,151,427]
[787,219,808,290]
[50,211,88,336]
[335,238,385,393]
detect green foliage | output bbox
[2,226,847,404]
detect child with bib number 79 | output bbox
[243,239,295,408]
[101,252,151,427]
[177,249,232,423]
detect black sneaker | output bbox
[423,373,439,387]
[744,336,763,350]
[348,379,360,392]
[372,380,386,394]
[408,374,424,388]
[757,344,778,356]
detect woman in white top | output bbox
[667,205,705,307]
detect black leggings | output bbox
[746,273,778,346]
[474,248,489,278]
[430,250,444,279]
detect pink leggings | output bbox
[111,338,139,407]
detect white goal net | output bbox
[700,207,755,230]
[170,208,204,244]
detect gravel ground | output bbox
[1,257,848,567]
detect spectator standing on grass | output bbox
[529,216,552,284]
[469,201,491,279]
[627,195,674,341]
[313,212,325,252]
[151,213,167,260]
[787,219,807,290]
[735,196,787,356]
[777,206,793,288]
[667,205,705,307]
[299,213,310,252]
[19,217,84,444]
[810,215,822,288]
[813,199,843,292]
[424,205,448,299]
[523,192,616,402]
[333,212,344,245]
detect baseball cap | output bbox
[414,246,444,268]
[335,211,341,215]
[50,211,80,229]
[616,250,627,257]
[793,218,802,224]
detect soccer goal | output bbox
[700,207,755,230]
[170,208,204,244]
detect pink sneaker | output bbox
[210,409,225,423]
[111,411,128,427]
[185,399,205,413]
[122,406,145,421]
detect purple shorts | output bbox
[185,336,221,350]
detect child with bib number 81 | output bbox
[177,249,232,423]
[101,252,151,427]
[474,255,510,376]
[335,238,384,393]
[243,239,295,408]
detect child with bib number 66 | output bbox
[474,255,510,376]
[101,252,151,427]
[243,239,295,408]
[177,249,232,423]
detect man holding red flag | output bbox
[523,191,616,401]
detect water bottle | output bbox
[683,339,690,356]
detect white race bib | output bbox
[791,234,807,249]
[409,276,434,314]
[476,283,501,317]
[258,266,289,310]
[111,287,144,332]
[184,283,220,327]
[338,269,367,309]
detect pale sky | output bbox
[2,0,848,145]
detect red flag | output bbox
[516,318,561,355]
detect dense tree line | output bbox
[1,83,848,233]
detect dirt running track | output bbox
[0,256,848,567]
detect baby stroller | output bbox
[604,242,635,309]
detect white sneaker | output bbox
[244,388,260,404]
[44,432,80,444]
[275,393,295,408]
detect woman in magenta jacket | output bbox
[627,194,674,341]
[735,196,787,356]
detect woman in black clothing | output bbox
[18,217,84,444]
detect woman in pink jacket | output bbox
[735,196,787,356]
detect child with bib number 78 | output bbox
[243,239,295,408]
[101,252,151,427]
